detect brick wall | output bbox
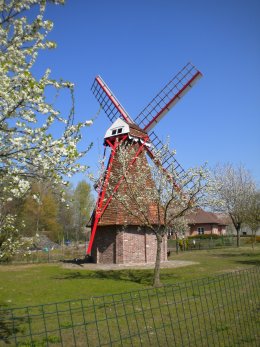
[91,226,116,263]
[92,226,167,264]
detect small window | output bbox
[111,127,123,136]
[198,227,204,235]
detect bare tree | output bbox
[211,164,256,247]
[245,191,260,248]
[104,143,209,287]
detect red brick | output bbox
[92,226,167,264]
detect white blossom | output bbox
[0,0,93,260]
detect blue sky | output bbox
[38,0,260,185]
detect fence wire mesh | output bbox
[0,267,259,346]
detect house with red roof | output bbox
[186,209,228,236]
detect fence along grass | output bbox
[0,267,259,346]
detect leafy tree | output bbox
[40,192,62,242]
[14,180,94,244]
[0,1,92,259]
[211,164,256,247]
[19,181,61,241]
[19,183,45,237]
[56,184,75,241]
[72,180,94,242]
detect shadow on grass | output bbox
[55,270,153,285]
[0,305,26,344]
[54,269,180,285]
[215,252,260,258]
[236,260,260,266]
[61,255,93,267]
[214,251,260,266]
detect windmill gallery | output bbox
[87,63,202,264]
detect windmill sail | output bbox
[148,131,186,182]
[134,63,202,132]
[147,131,198,191]
[91,76,133,124]
[88,65,203,257]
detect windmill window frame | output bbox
[111,127,123,136]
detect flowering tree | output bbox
[100,142,209,287]
[211,164,257,247]
[244,191,260,248]
[0,0,92,259]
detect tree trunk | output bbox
[153,233,162,287]
[236,227,240,247]
[252,230,256,250]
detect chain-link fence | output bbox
[2,238,254,265]
[168,236,238,253]
[0,267,259,346]
[0,247,86,265]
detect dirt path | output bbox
[62,260,198,271]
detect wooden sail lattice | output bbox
[134,62,202,132]
[91,76,133,124]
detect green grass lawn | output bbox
[0,245,259,308]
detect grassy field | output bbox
[0,245,259,309]
[1,268,259,346]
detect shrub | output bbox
[245,235,260,244]
[188,234,221,240]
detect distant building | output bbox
[186,209,228,236]
[239,226,260,236]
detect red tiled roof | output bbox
[128,122,147,138]
[187,209,228,225]
[128,122,144,131]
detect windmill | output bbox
[88,62,202,264]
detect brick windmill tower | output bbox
[87,63,202,264]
